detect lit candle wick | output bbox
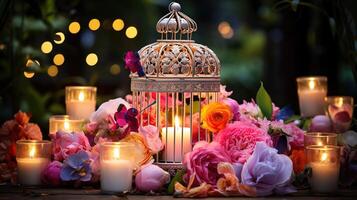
[321,152,328,162]
[308,80,316,90]
[29,147,35,158]
[78,92,85,101]
[336,98,343,107]
[113,148,120,160]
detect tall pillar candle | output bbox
[65,86,96,120]
[16,140,52,186]
[297,76,327,117]
[161,116,191,162]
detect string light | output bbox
[69,21,81,34]
[41,41,53,54]
[88,18,100,31]
[47,65,59,77]
[24,59,39,78]
[53,54,65,66]
[125,26,137,39]
[112,19,124,31]
[86,53,98,66]
[218,21,234,39]
[54,32,65,44]
[110,64,121,75]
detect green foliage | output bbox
[167,169,185,194]
[256,82,273,120]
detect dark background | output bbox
[0,0,356,133]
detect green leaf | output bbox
[256,82,273,120]
[167,169,184,194]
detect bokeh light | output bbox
[69,21,81,34]
[218,21,234,39]
[53,54,65,66]
[41,41,53,54]
[125,26,137,39]
[112,19,124,31]
[86,53,98,66]
[54,32,65,44]
[47,65,58,77]
[88,18,100,31]
[24,59,39,79]
[110,64,121,75]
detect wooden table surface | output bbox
[1,185,357,200]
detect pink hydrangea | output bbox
[53,131,91,161]
[215,121,272,164]
[184,141,231,186]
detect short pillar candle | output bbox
[65,86,97,120]
[16,140,52,186]
[49,115,84,135]
[306,145,340,193]
[100,142,136,193]
[296,76,327,117]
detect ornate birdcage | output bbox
[131,2,221,171]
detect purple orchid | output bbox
[124,51,145,77]
[60,151,92,182]
[114,104,139,132]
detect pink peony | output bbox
[215,121,272,164]
[241,142,295,196]
[135,164,170,192]
[222,98,240,121]
[139,125,163,154]
[184,141,231,186]
[41,161,62,186]
[53,131,91,161]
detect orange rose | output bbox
[201,102,233,133]
[289,148,306,174]
[121,133,153,168]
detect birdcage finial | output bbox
[156,2,197,40]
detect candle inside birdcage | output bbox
[130,2,221,170]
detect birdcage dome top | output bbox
[131,2,221,93]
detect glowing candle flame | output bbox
[29,147,35,158]
[64,120,70,131]
[78,92,85,101]
[174,116,180,129]
[317,141,323,146]
[113,148,120,160]
[308,80,316,90]
[321,152,328,162]
[336,97,343,107]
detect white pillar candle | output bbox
[297,76,327,117]
[65,86,96,120]
[16,144,51,186]
[100,143,135,193]
[161,116,191,162]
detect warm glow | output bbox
[86,53,98,66]
[174,116,180,128]
[321,152,328,162]
[336,97,344,107]
[113,148,120,160]
[110,64,121,75]
[317,141,323,146]
[47,65,58,77]
[24,59,38,78]
[53,54,65,66]
[112,19,124,31]
[218,21,234,39]
[78,92,85,101]
[64,120,70,131]
[89,18,101,31]
[41,41,53,54]
[69,21,81,34]
[24,71,35,78]
[54,32,65,44]
[125,26,138,39]
[29,147,35,158]
[308,80,316,90]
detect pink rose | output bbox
[139,125,163,154]
[53,131,91,161]
[184,141,231,186]
[41,161,62,186]
[215,121,272,164]
[241,142,295,196]
[135,164,170,192]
